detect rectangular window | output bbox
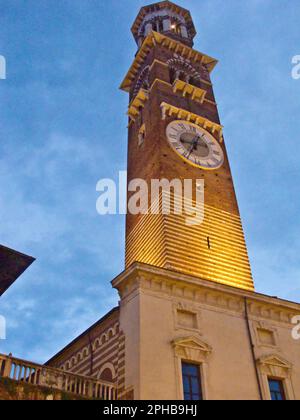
[268,378,286,401]
[182,362,203,401]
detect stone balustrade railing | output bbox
[0,353,117,400]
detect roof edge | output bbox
[45,306,119,366]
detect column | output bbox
[145,23,153,36]
[181,25,188,38]
[163,18,171,32]
[2,358,12,378]
[138,36,143,48]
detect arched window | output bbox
[169,68,188,84]
[170,68,177,84]
[98,363,116,382]
[170,21,182,35]
[141,80,149,91]
[100,368,113,382]
[133,66,150,98]
[144,21,153,36]
[158,19,164,33]
[180,71,189,82]
[168,58,202,88]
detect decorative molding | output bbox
[120,31,218,92]
[133,65,150,99]
[151,31,217,69]
[98,362,117,380]
[247,301,297,325]
[149,58,169,72]
[160,101,223,142]
[138,123,146,146]
[61,322,120,371]
[173,301,202,334]
[112,264,300,327]
[252,321,279,349]
[167,56,202,81]
[149,77,172,92]
[172,336,212,363]
[128,88,149,122]
[172,79,207,103]
[257,353,295,400]
[257,354,292,379]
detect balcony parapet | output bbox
[0,353,116,400]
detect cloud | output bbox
[0,129,121,362]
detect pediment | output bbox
[172,336,212,354]
[257,354,292,370]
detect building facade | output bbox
[46,1,300,400]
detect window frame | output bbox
[181,362,203,401]
[172,336,212,400]
[268,378,286,401]
[256,354,294,400]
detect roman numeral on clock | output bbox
[177,123,186,130]
[213,150,221,156]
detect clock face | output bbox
[166,120,224,170]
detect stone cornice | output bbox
[120,31,218,92]
[160,101,223,142]
[112,263,300,325]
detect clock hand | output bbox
[183,140,195,158]
[180,139,194,145]
[186,144,194,158]
[186,136,199,158]
[192,134,207,151]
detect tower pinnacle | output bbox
[131,1,197,48]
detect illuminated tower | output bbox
[47,2,300,403]
[121,1,254,291]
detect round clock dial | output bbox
[166,120,224,170]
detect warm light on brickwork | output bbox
[126,193,254,291]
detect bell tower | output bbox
[121,1,254,292]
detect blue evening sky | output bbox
[0,0,299,363]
